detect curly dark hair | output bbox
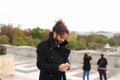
[52,19,69,35]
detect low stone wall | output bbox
[69,50,120,68]
[0,54,14,76]
[3,45,120,68]
[6,45,36,57]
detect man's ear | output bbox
[53,32,57,39]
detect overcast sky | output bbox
[0,0,120,32]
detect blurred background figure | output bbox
[97,54,108,80]
[82,52,92,80]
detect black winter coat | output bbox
[97,57,108,68]
[36,32,71,80]
[83,56,92,71]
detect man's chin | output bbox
[58,42,63,44]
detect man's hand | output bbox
[58,63,71,72]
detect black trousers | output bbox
[98,70,107,80]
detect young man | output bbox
[97,54,108,80]
[36,19,71,80]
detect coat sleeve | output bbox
[97,59,100,65]
[36,43,60,73]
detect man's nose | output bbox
[61,38,65,42]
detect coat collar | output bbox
[48,32,68,49]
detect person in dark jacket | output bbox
[97,54,108,80]
[36,19,71,80]
[83,52,92,80]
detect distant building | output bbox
[77,31,114,38]
[0,24,5,28]
[96,31,114,38]
[17,24,22,29]
[104,43,111,49]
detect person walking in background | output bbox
[36,19,71,80]
[83,52,92,80]
[97,54,108,80]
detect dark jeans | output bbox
[98,69,107,80]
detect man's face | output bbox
[54,32,68,44]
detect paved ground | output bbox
[0,56,120,80]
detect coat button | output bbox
[51,56,53,59]
[49,74,53,77]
